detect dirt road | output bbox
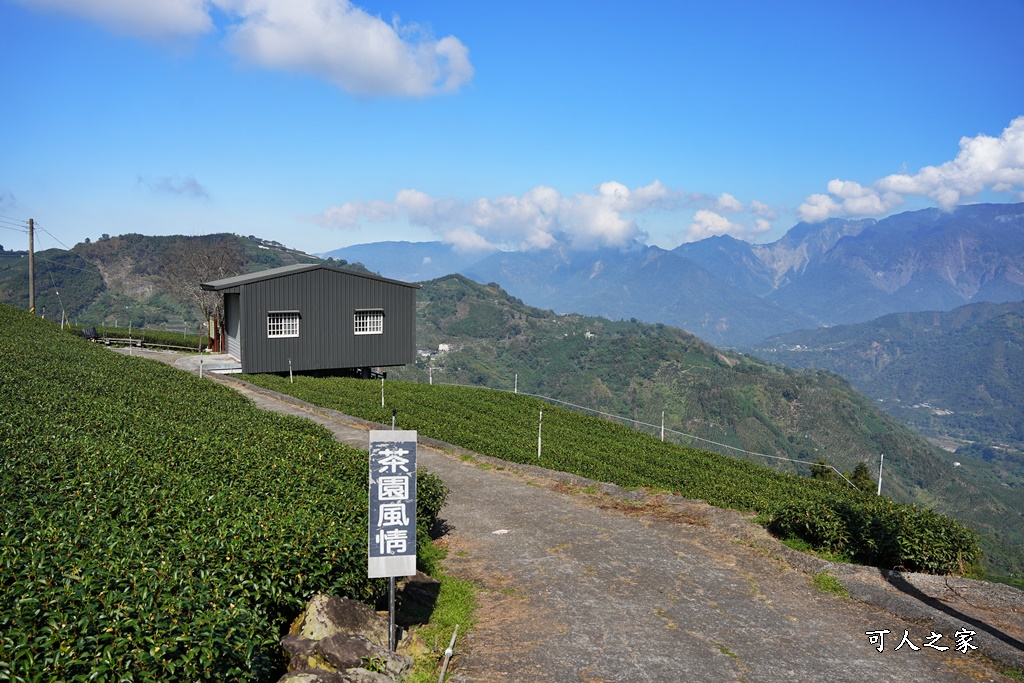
[124,349,1024,681]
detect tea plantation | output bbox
[241,373,984,579]
[0,305,445,682]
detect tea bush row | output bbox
[0,305,445,682]
[241,374,982,577]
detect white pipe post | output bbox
[381,376,385,408]
[515,373,518,394]
[438,624,459,683]
[877,453,884,496]
[537,409,543,459]
[199,358,203,379]
[289,358,293,384]
[429,367,433,385]
[661,411,665,442]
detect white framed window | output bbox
[354,309,384,335]
[267,311,300,338]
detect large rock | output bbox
[317,634,413,680]
[291,594,389,647]
[279,594,414,683]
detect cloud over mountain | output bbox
[319,182,789,251]
[319,181,682,251]
[799,116,1024,222]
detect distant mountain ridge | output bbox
[674,217,875,295]
[750,299,1024,454]
[767,205,1024,324]
[325,203,1024,347]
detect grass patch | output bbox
[781,536,852,564]
[812,570,849,597]
[716,644,738,659]
[405,570,477,683]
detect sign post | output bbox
[368,430,418,651]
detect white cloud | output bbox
[685,210,741,241]
[17,0,473,96]
[799,116,1024,221]
[716,192,744,213]
[797,194,842,223]
[219,0,473,96]
[20,0,211,40]
[319,180,681,251]
[319,198,395,227]
[319,180,783,249]
[441,228,496,253]
[680,209,776,242]
[749,200,778,220]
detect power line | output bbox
[34,224,76,252]
[32,226,104,273]
[34,256,102,273]
[41,254,68,324]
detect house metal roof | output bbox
[200,263,420,291]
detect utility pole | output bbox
[28,218,35,314]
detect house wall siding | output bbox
[237,269,416,374]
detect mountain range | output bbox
[3,218,1024,578]
[324,202,1024,347]
[750,300,1024,477]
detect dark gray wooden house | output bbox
[200,263,419,375]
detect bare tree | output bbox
[162,236,244,346]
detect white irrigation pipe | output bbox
[438,624,459,683]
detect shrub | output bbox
[768,496,982,576]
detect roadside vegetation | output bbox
[239,373,984,578]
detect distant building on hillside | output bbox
[200,263,419,376]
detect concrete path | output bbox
[115,348,1024,681]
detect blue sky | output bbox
[2,0,1023,257]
